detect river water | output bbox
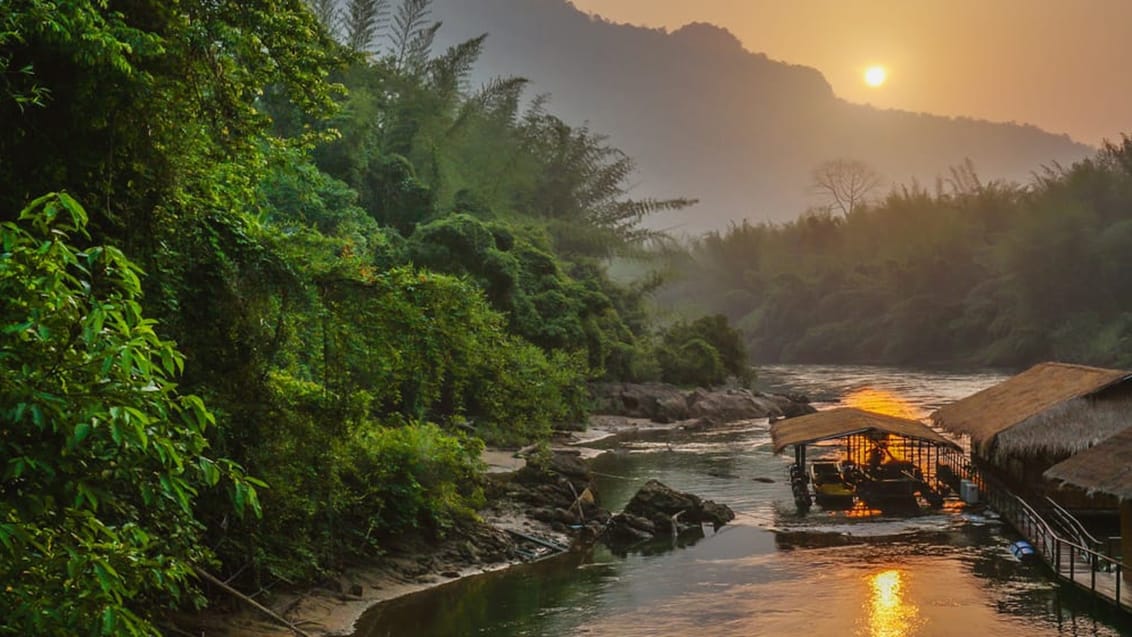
[353,365,1132,637]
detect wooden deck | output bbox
[993,487,1130,613]
[1056,550,1130,611]
[939,450,1130,614]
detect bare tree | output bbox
[810,158,883,217]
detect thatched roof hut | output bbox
[1045,427,1132,501]
[771,407,956,453]
[931,362,1132,458]
[1046,427,1132,583]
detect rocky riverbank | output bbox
[183,385,810,637]
[590,382,816,423]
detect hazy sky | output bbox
[569,0,1131,146]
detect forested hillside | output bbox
[0,1,746,633]
[429,0,1093,232]
[661,146,1132,368]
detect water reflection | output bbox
[757,364,1010,416]
[842,387,924,419]
[864,569,919,637]
[605,526,706,558]
[353,366,1132,637]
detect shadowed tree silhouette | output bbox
[811,158,884,217]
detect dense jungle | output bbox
[3,0,1132,635]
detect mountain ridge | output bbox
[430,0,1092,232]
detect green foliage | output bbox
[2,0,684,603]
[390,0,439,73]
[344,423,485,533]
[311,15,687,258]
[340,0,392,53]
[470,347,591,445]
[313,266,582,427]
[657,337,725,387]
[404,214,659,379]
[359,154,437,235]
[214,254,588,577]
[656,315,750,387]
[246,378,487,578]
[0,194,257,636]
[663,138,1132,367]
[518,113,696,258]
[0,0,343,229]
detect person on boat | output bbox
[867,444,886,474]
[840,459,864,484]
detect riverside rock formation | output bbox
[591,382,816,424]
[603,479,736,545]
[489,449,611,540]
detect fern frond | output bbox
[306,0,340,37]
[428,34,487,97]
[339,0,391,53]
[404,21,441,73]
[473,76,528,119]
[390,0,432,69]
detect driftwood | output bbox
[565,481,593,523]
[504,529,569,553]
[670,510,684,544]
[194,566,313,637]
[590,470,632,481]
[513,443,541,458]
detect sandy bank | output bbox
[178,414,741,637]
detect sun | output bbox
[864,66,887,87]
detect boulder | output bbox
[758,391,817,419]
[603,512,657,544]
[516,449,589,493]
[546,449,590,481]
[624,479,735,530]
[590,382,816,425]
[687,387,780,422]
[509,450,610,527]
[604,480,735,546]
[590,382,690,422]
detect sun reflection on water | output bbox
[842,387,924,420]
[864,569,919,637]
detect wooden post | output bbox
[1122,499,1132,584]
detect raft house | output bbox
[931,361,1132,612]
[1046,427,1132,587]
[770,407,960,512]
[931,362,1132,513]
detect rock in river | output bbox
[590,382,815,424]
[603,480,735,546]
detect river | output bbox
[352,365,1132,637]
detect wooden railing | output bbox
[1044,496,1102,552]
[963,458,1130,611]
[936,446,974,492]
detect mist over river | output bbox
[353,366,1132,637]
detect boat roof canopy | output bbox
[770,407,959,453]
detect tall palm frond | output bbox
[306,0,340,37]
[340,0,391,53]
[448,76,529,138]
[390,0,434,71]
[428,34,487,98]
